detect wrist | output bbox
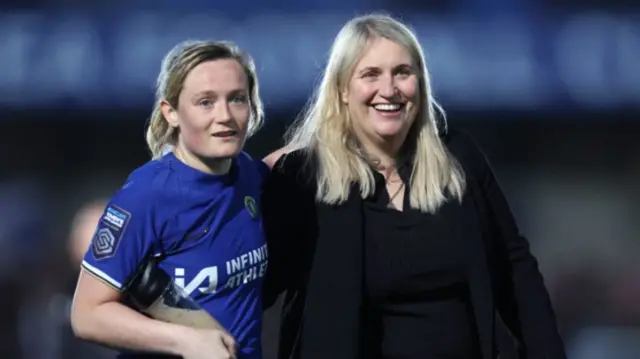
[169,325,196,355]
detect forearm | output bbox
[508,253,565,353]
[472,142,565,356]
[72,300,189,355]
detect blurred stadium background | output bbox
[0,0,639,358]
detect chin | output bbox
[215,150,241,159]
[201,137,245,159]
[206,145,242,160]
[375,128,403,139]
[374,121,411,139]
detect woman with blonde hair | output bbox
[262,14,566,359]
[71,39,269,359]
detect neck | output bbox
[359,140,402,175]
[174,146,231,175]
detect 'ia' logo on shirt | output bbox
[244,196,258,219]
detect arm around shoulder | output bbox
[262,147,290,169]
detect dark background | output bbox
[1,0,639,358]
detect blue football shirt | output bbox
[81,151,269,359]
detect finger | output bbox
[225,343,237,359]
[221,333,237,352]
[213,338,234,359]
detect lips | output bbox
[212,130,237,137]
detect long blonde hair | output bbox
[145,40,264,159]
[285,14,466,214]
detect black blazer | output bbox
[261,129,566,359]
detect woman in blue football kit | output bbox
[70,40,269,359]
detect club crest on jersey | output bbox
[92,205,131,260]
[244,196,258,219]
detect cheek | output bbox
[178,110,210,143]
[400,78,419,100]
[232,106,251,132]
[348,82,376,104]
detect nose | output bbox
[378,74,397,98]
[214,101,233,123]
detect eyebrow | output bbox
[191,88,248,99]
[357,63,414,74]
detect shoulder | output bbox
[442,127,482,156]
[236,151,258,167]
[442,127,489,173]
[109,157,175,212]
[262,147,313,177]
[236,151,269,181]
[262,148,317,199]
[272,149,317,184]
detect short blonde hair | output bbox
[145,40,264,159]
[285,14,466,213]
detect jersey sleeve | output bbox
[81,186,159,291]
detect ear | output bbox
[160,100,179,128]
[340,87,349,104]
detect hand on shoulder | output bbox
[262,148,290,169]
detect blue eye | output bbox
[231,95,247,104]
[199,99,212,107]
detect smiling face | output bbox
[341,37,419,152]
[163,58,251,161]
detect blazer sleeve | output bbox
[260,153,312,309]
[466,137,567,359]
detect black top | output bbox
[362,167,481,359]
[262,128,567,359]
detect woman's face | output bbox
[165,59,251,161]
[342,37,419,151]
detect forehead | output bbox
[354,37,413,69]
[182,58,248,94]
